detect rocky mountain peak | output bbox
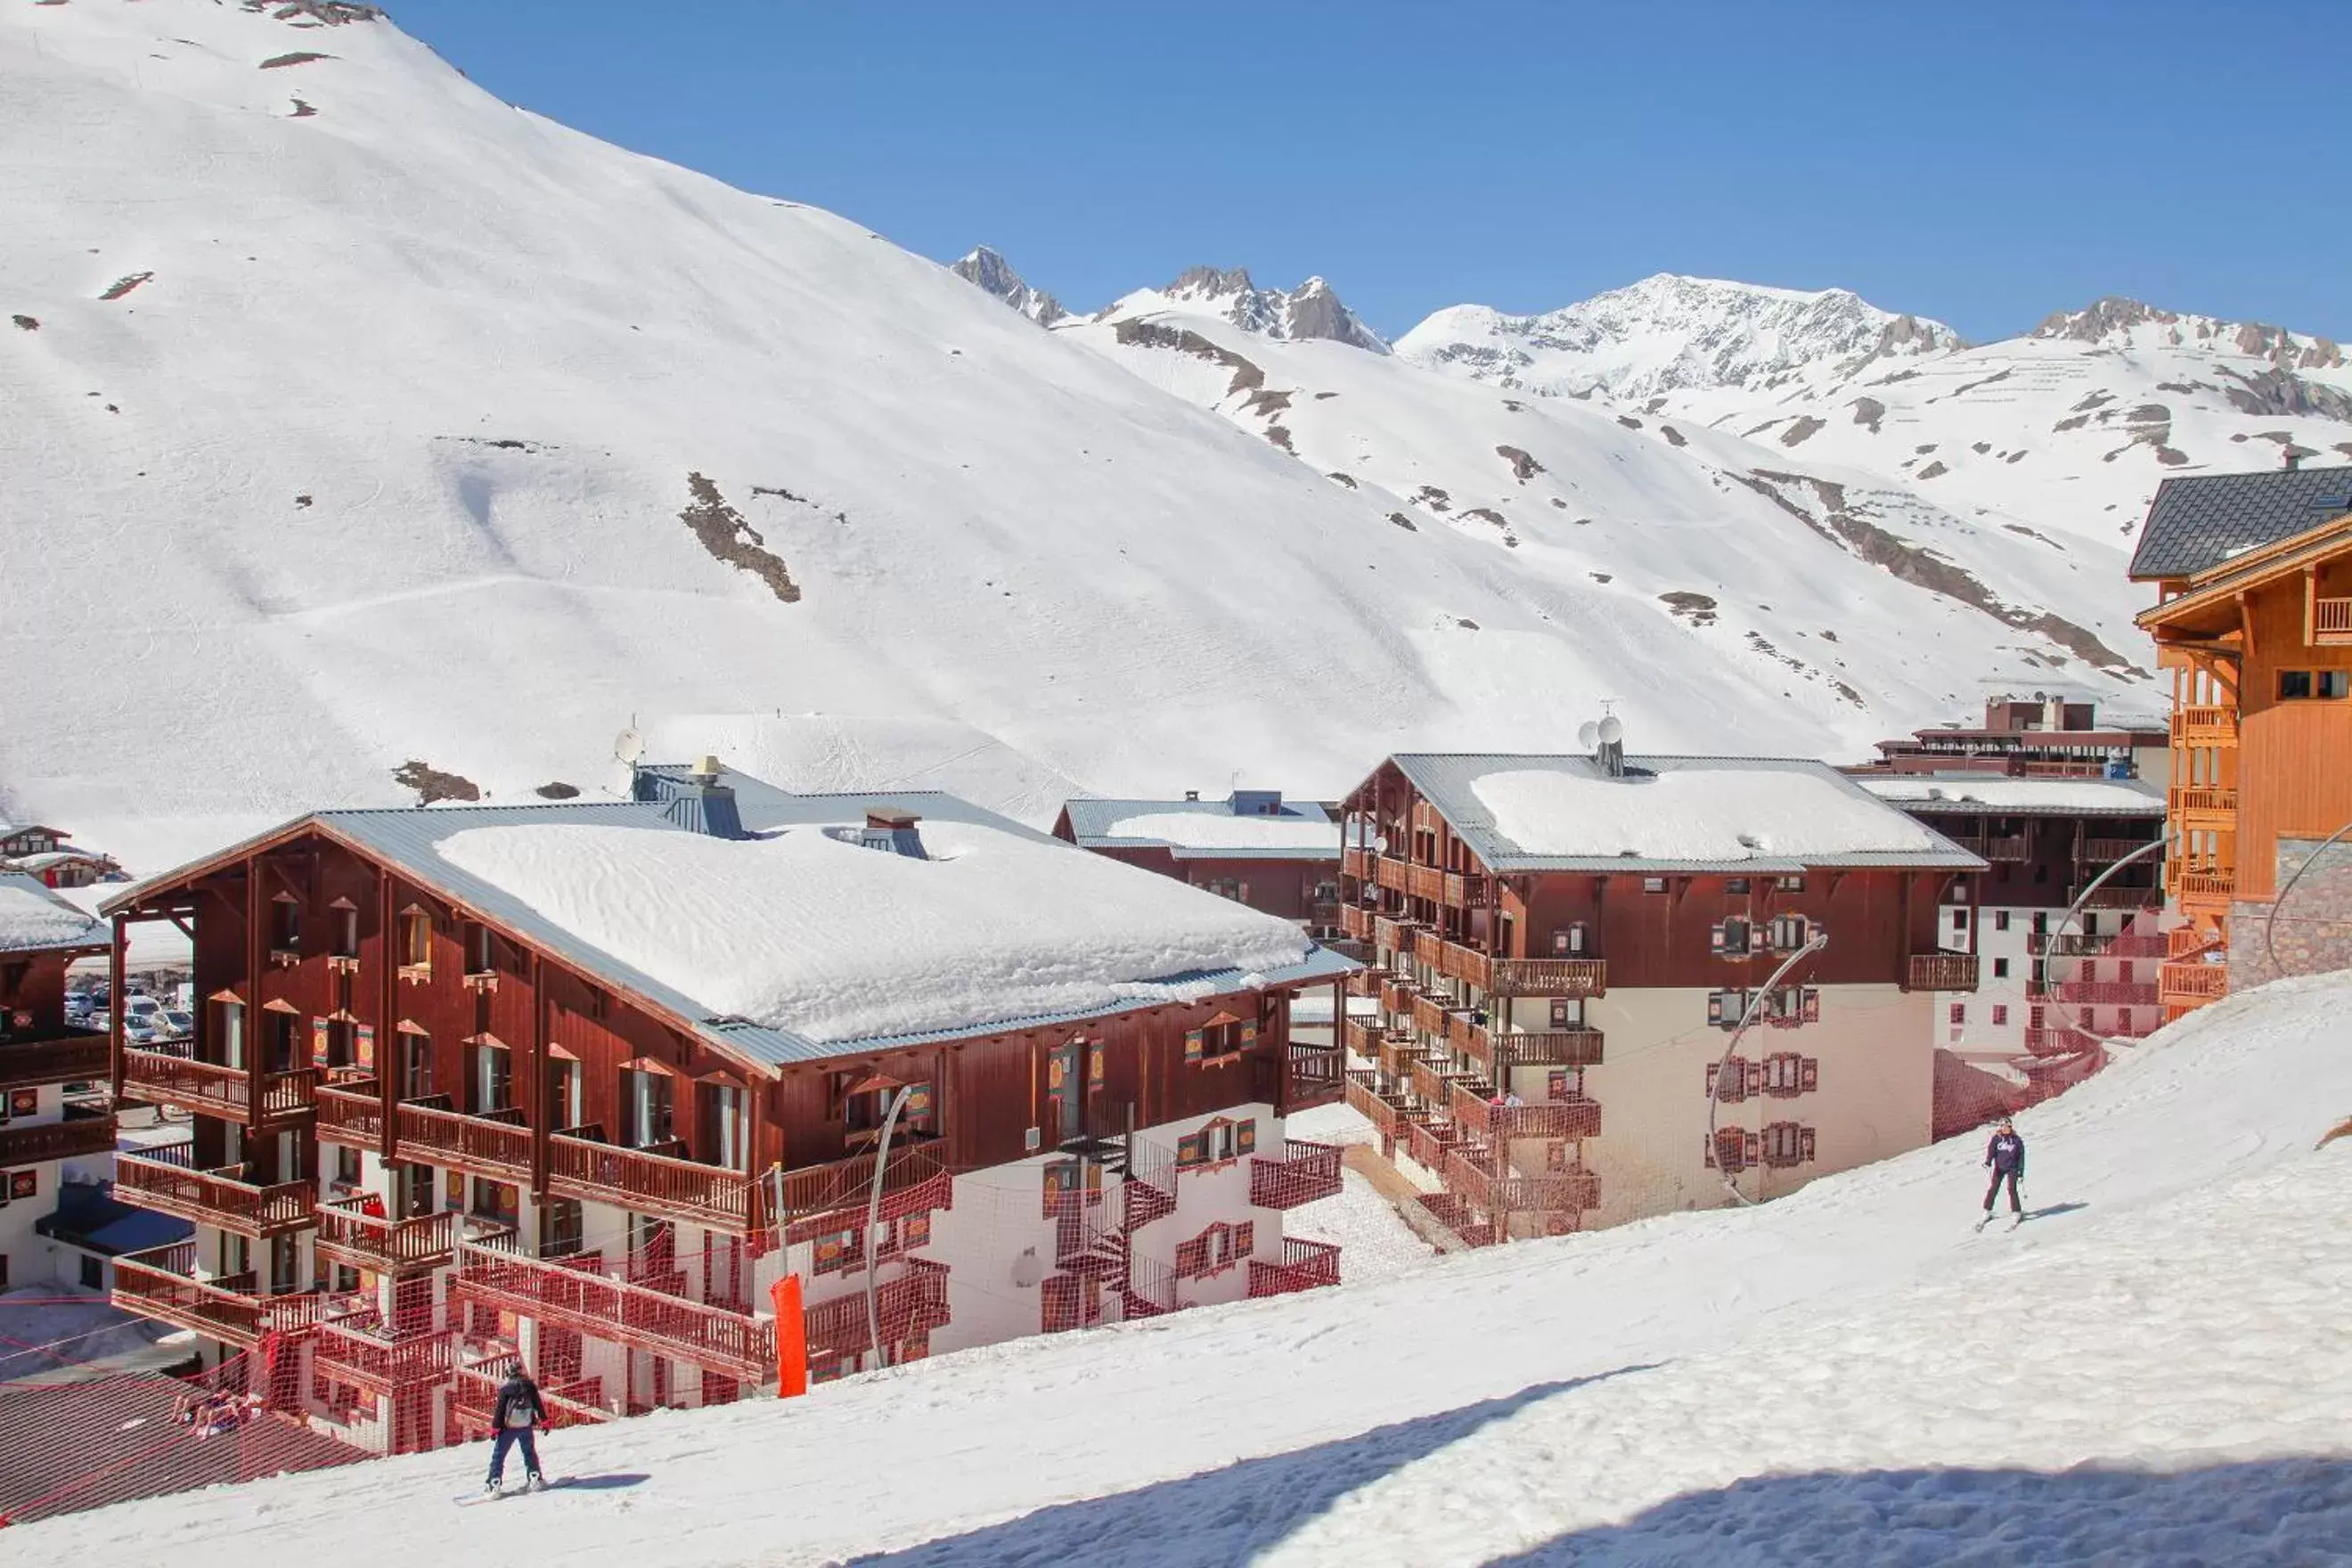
[951,246,1067,327]
[1145,265,1388,354]
[2033,296,2343,371]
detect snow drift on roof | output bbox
[1860,777,2164,813]
[435,819,1313,1045]
[1098,811,1338,853]
[0,872,108,954]
[1469,767,1946,862]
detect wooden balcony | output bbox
[1380,977,1417,1015]
[453,1357,610,1430]
[0,1029,108,1091]
[115,1143,316,1238]
[1343,1070,1407,1139]
[1492,1027,1605,1068]
[1450,1082,1602,1142]
[2039,980,2160,1008]
[314,1076,387,1147]
[447,1239,773,1382]
[2168,785,2239,832]
[394,1095,531,1182]
[118,1044,317,1129]
[2078,837,2155,864]
[1983,835,2029,862]
[1373,855,1409,895]
[2171,867,2236,914]
[1441,1150,1600,1216]
[0,1111,115,1166]
[549,1131,756,1232]
[1247,1236,1343,1299]
[1409,992,1453,1041]
[1406,862,1448,902]
[2071,881,2164,911]
[312,1307,453,1394]
[2167,925,2221,961]
[1248,1139,1343,1210]
[1341,845,1371,880]
[2160,960,2229,1010]
[775,1140,952,1231]
[314,1198,456,1276]
[803,1257,951,1362]
[1376,1033,1419,1082]
[1437,943,1607,997]
[112,1241,323,1351]
[1441,869,1488,908]
[1904,952,1980,992]
[1339,903,1374,942]
[1344,966,1390,999]
[1277,1043,1345,1114]
[1342,1018,1384,1056]
[2313,596,2352,644]
[2170,705,2239,747]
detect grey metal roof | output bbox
[102,778,1349,1074]
[1859,775,2166,820]
[1059,794,1340,862]
[0,872,110,955]
[1385,754,1987,874]
[636,763,1065,845]
[2127,467,2352,580]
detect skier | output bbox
[483,1364,550,1496]
[1979,1114,2026,1229]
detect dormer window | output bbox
[398,905,432,976]
[330,899,360,960]
[464,921,498,981]
[269,894,302,957]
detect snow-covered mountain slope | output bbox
[1097,266,1391,354]
[950,247,1066,327]
[35,974,2352,1565]
[1394,273,1961,400]
[1401,278,2352,548]
[1053,292,2152,723]
[0,1,1885,868]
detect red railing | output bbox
[2078,837,2154,863]
[2039,980,2159,1007]
[1246,1237,1342,1298]
[314,1198,456,1274]
[394,1096,531,1180]
[1466,1023,1605,1068]
[1341,845,1370,880]
[801,1257,952,1360]
[1342,1019,1384,1055]
[1373,856,1409,895]
[115,1144,316,1237]
[2160,961,2230,1001]
[775,1140,951,1223]
[1905,953,1980,992]
[548,1132,755,1232]
[1410,992,1452,1040]
[1445,950,1607,997]
[1455,1091,1603,1141]
[1279,1043,1345,1113]
[313,1308,453,1392]
[0,1113,116,1165]
[448,1242,773,1381]
[1442,1151,1601,1215]
[453,1356,610,1431]
[1339,903,1374,942]
[0,1030,108,1090]
[1344,1070,1404,1138]
[119,1046,317,1125]
[1406,862,1448,902]
[1441,870,1487,908]
[1249,1140,1343,1209]
[315,1078,387,1146]
[112,1242,322,1349]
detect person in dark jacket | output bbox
[485,1365,550,1494]
[1982,1115,2027,1220]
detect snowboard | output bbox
[455,1477,562,1506]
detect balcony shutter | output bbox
[1236,1118,1257,1156]
[1710,922,1727,955]
[1744,1061,1764,1095]
[1707,993,1726,1026]
[1184,1029,1204,1065]
[1800,1127,1817,1162]
[1800,1058,1819,1092]
[1238,1018,1259,1049]
[1802,989,1820,1024]
[1176,1132,1203,1169]
[1234,1221,1255,1258]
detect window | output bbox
[623,1066,675,1148]
[542,1197,584,1258]
[2328,671,2352,699]
[469,1176,519,1229]
[1991,1005,2009,1026]
[1950,908,1968,932]
[2118,960,2135,984]
[2031,911,2049,936]
[2032,864,2048,884]
[1706,990,1748,1029]
[1949,1002,1966,1025]
[1548,998,1577,1029]
[1185,1015,1257,1064]
[214,997,246,1069]
[548,1059,583,1131]
[2280,669,2315,699]
[1724,878,1751,894]
[1705,1128,1756,1172]
[80,1254,103,1291]
[271,895,302,954]
[1176,1116,1256,1169]
[1772,914,1811,950]
[1992,957,2010,979]
[1711,918,1752,956]
[1642,877,1667,894]
[1994,911,2011,933]
[266,1009,300,1073]
[1777,876,1805,892]
[399,1162,435,1221]
[1760,1123,1817,1168]
[464,922,496,976]
[1175,1221,1255,1278]
[1762,985,1818,1025]
[332,1143,361,1187]
[1705,1056,1749,1103]
[698,1082,747,1169]
[466,1040,511,1115]
[2119,1009,2134,1033]
[1760,1054,1817,1097]
[398,908,432,971]
[331,900,360,959]
[397,1026,431,1099]
[2078,1008,2095,1031]
[1547,1068,1584,1101]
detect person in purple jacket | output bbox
[1981,1115,2027,1224]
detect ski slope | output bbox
[29,974,2352,1565]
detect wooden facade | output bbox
[101,813,1344,1436]
[2136,510,2352,1017]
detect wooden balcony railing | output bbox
[1487,1027,1605,1068]
[314,1198,457,1275]
[1405,862,1447,902]
[2169,785,2239,824]
[1441,1150,1600,1216]
[1373,855,1409,895]
[1339,903,1374,942]
[548,1131,756,1232]
[802,1257,951,1361]
[1380,977,1417,1015]
[774,1140,951,1227]
[2078,837,2154,864]
[1441,870,1487,908]
[1905,952,1980,992]
[2171,705,2239,747]
[1246,1236,1343,1299]
[0,1030,108,1091]
[315,1077,387,1147]
[1343,1070,1406,1139]
[1344,966,1389,999]
[1450,1083,1603,1143]
[1279,1043,1345,1113]
[395,1096,531,1181]
[1342,1018,1384,1056]
[1341,845,1371,880]
[2159,961,2230,1004]
[2038,980,2160,1008]
[1439,944,1608,998]
[2168,925,2220,960]
[1409,992,1452,1040]
[453,1355,611,1431]
[112,1242,323,1350]
[2172,868,2237,907]
[0,1112,115,1166]
[312,1308,453,1393]
[119,1045,318,1127]
[115,1144,316,1237]
[2314,597,2352,642]
[1248,1140,1343,1210]
[1983,835,2029,862]
[448,1241,773,1382]
[2071,882,2164,911]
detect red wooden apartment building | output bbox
[1055,789,1344,941]
[99,763,1349,1453]
[1335,745,1983,1245]
[1,873,117,1291]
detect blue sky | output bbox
[383,0,2347,344]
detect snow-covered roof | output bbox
[1060,795,1339,861]
[1384,754,1984,873]
[1859,775,2168,818]
[0,872,110,956]
[4,847,113,873]
[110,780,1351,1069]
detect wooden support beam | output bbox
[244,853,264,1125]
[529,951,550,1202]
[376,868,396,1165]
[109,915,127,1103]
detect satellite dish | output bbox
[1597,715,1624,745]
[613,727,646,764]
[1577,721,1600,750]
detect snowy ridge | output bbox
[950,247,1066,327]
[29,973,2352,1563]
[1095,266,1391,354]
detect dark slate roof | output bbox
[1059,794,1341,862]
[2127,467,2352,580]
[103,774,1348,1071]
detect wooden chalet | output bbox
[98,764,1349,1452]
[1054,789,1344,939]
[0,873,117,1291]
[1335,748,1983,1244]
[2130,465,2352,1017]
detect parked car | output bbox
[87,1009,111,1033]
[120,1015,158,1045]
[122,995,162,1022]
[154,1009,194,1041]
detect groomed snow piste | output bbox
[28,974,2352,1564]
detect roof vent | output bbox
[860,809,927,860]
[1184,790,1200,802]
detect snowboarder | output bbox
[483,1364,550,1496]
[1980,1115,2026,1226]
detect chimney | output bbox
[1184,790,1200,802]
[2285,447,2303,471]
[861,809,927,860]
[693,754,723,781]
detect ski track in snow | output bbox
[23,975,2352,1566]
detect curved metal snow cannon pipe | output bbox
[2043,837,2168,1053]
[862,1083,916,1372]
[1704,931,1829,1207]
[2262,818,2352,980]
